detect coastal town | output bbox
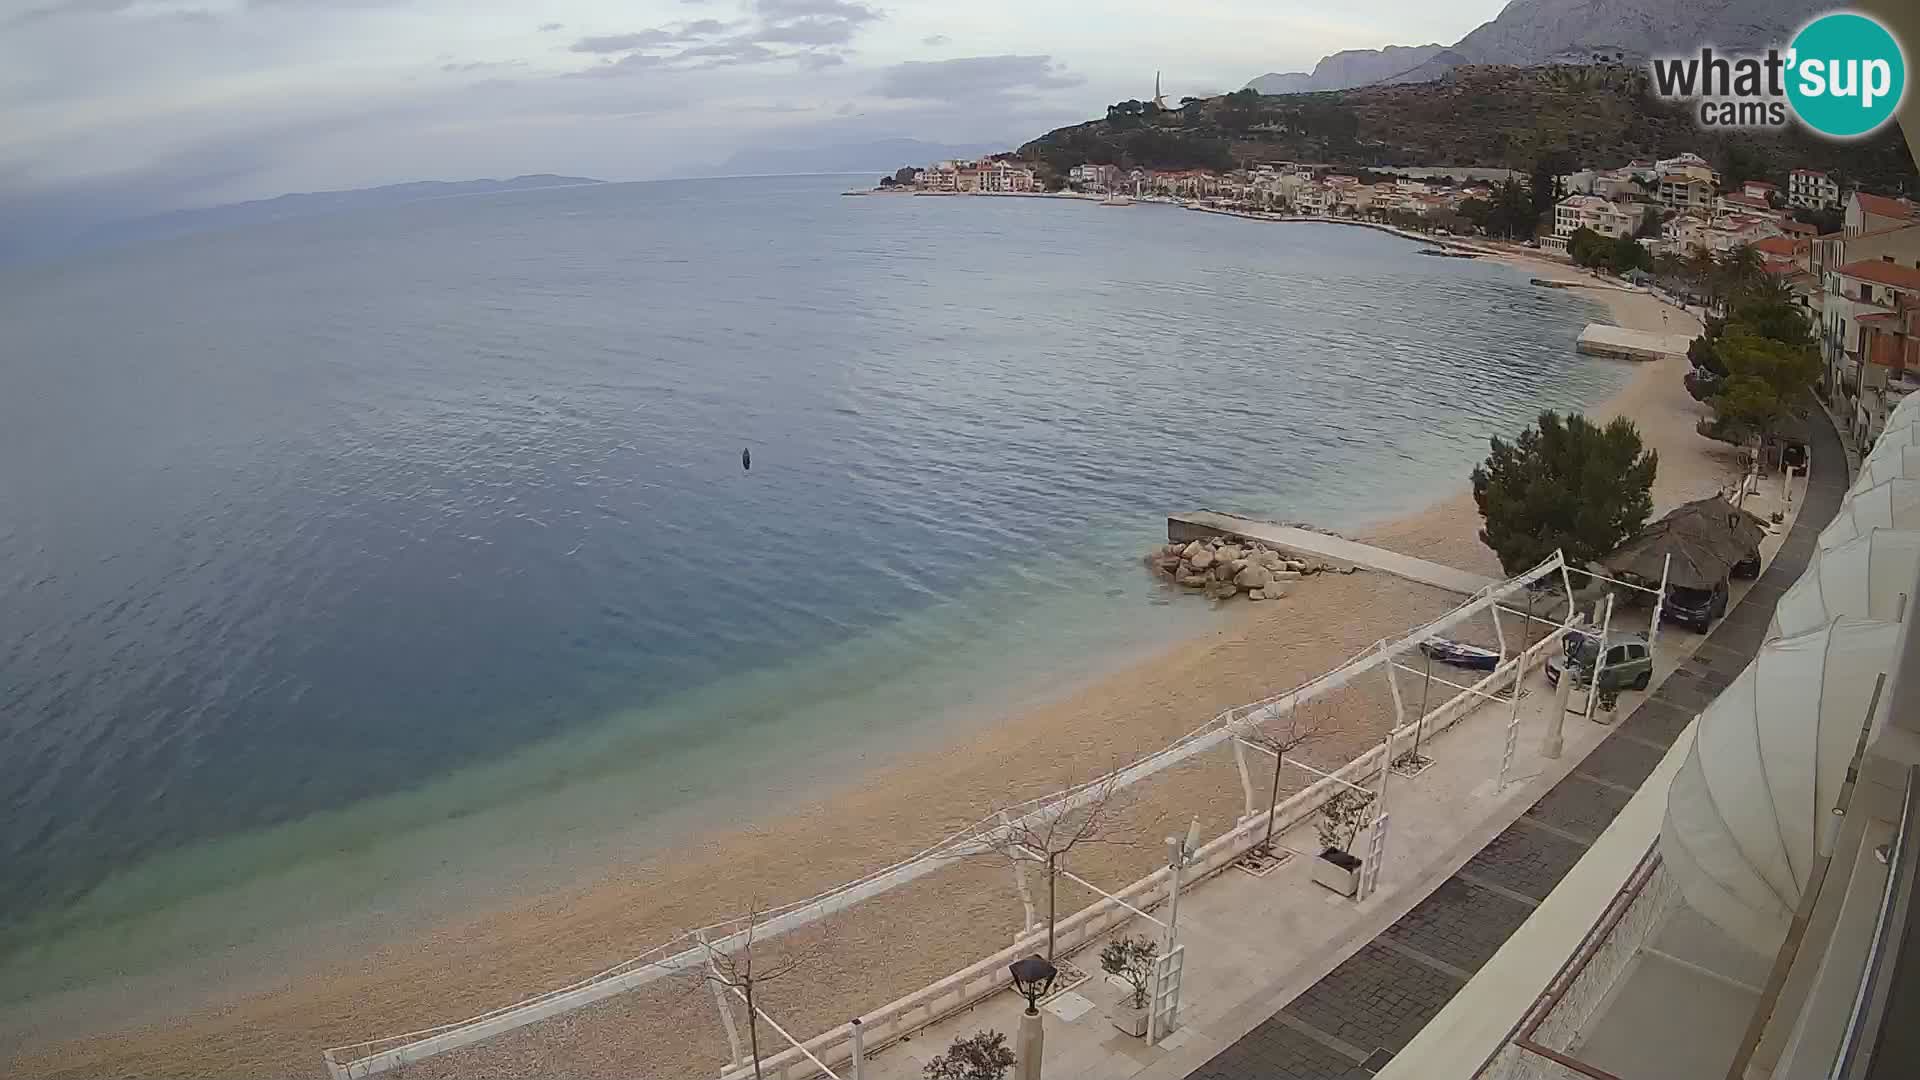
[873,148,1919,467]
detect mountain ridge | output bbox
[1246,0,1826,93]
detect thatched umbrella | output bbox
[1662,495,1768,563]
[1606,495,1767,590]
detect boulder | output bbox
[1154,556,1182,575]
[1205,581,1239,601]
[1217,545,1243,563]
[1264,586,1290,600]
[1213,563,1236,581]
[1164,542,1187,557]
[1179,574,1208,589]
[1256,550,1283,567]
[1228,558,1250,574]
[1283,560,1309,572]
[1182,541,1206,560]
[1235,565,1273,590]
[1248,589,1267,601]
[1188,547,1215,571]
[1270,570,1302,581]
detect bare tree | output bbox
[1242,700,1329,858]
[683,902,833,1080]
[975,769,1142,962]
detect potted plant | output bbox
[1099,936,1158,1037]
[925,1029,1016,1080]
[1310,789,1376,897]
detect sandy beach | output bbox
[3,245,1739,1080]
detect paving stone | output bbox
[1462,821,1587,901]
[1188,1015,1368,1080]
[1650,670,1719,713]
[1383,877,1536,974]
[1525,775,1632,842]
[1578,731,1669,789]
[1620,698,1695,747]
[1280,941,1464,1057]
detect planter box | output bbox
[1311,848,1362,897]
[1110,1003,1150,1037]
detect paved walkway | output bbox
[1183,404,1850,1080]
[1167,512,1499,596]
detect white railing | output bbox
[324,552,1572,1079]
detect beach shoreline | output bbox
[3,226,1737,1080]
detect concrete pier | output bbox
[1168,510,1498,596]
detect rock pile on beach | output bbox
[1145,537,1327,602]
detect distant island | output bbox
[71,175,604,254]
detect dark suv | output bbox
[1663,579,1729,632]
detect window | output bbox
[1606,645,1628,665]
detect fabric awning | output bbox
[1854,441,1920,492]
[1771,529,1920,637]
[1660,617,1899,955]
[1819,478,1920,550]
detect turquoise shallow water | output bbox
[0,175,1618,998]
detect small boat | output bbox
[1418,638,1501,671]
[1100,194,1134,206]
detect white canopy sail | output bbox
[1771,530,1920,637]
[1660,618,1898,955]
[1854,442,1920,493]
[1818,478,1920,550]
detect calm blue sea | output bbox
[0,174,1617,996]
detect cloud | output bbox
[877,55,1082,104]
[571,30,676,53]
[441,59,522,74]
[538,21,561,32]
[5,0,135,26]
[564,0,878,77]
[921,34,949,46]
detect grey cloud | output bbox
[679,39,777,66]
[442,59,522,73]
[756,16,860,45]
[568,51,670,77]
[565,0,876,77]
[571,30,675,53]
[921,34,949,46]
[753,0,873,19]
[877,55,1081,103]
[6,0,135,27]
[538,21,561,31]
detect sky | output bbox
[0,0,1513,230]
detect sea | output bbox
[0,174,1622,1009]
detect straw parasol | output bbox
[1607,495,1767,590]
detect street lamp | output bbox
[1009,954,1057,1080]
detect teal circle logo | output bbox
[1786,12,1906,138]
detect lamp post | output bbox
[1009,954,1058,1080]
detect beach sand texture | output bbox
[4,262,1736,1080]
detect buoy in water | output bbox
[741,447,752,471]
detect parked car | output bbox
[1731,548,1762,579]
[1546,630,1653,692]
[1663,579,1730,632]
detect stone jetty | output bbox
[1144,536,1330,602]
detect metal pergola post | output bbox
[1649,553,1672,650]
[1584,594,1615,721]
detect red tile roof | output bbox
[1780,220,1817,236]
[1752,236,1800,256]
[1721,193,1772,210]
[1837,260,1920,290]
[1856,192,1916,220]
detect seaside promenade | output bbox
[846,417,1836,1080]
